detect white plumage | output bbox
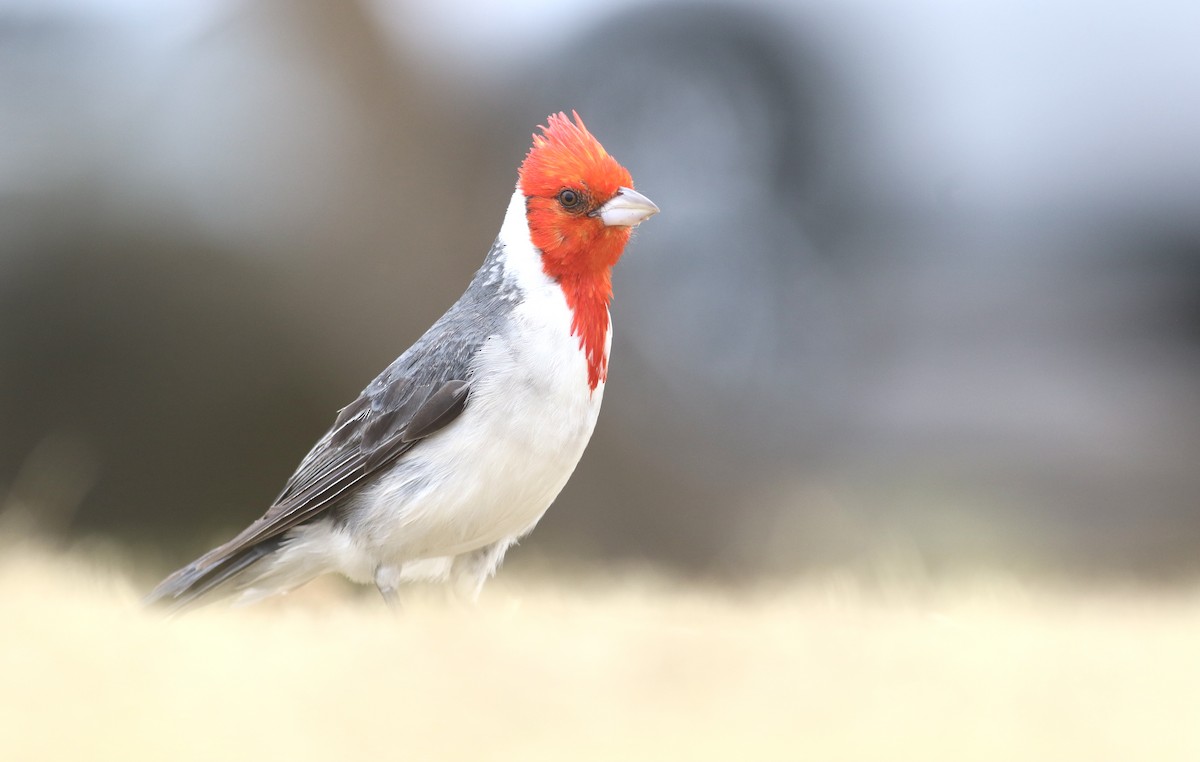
[238,188,610,602]
[146,112,656,610]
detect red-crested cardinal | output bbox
[147,112,658,610]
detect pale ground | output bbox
[2,541,1198,761]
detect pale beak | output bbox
[595,187,660,227]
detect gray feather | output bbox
[146,238,521,609]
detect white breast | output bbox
[334,188,610,578]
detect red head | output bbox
[517,111,658,390]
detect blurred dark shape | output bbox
[2,1,1198,580]
[0,233,330,543]
[0,1,508,555]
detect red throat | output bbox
[518,112,636,391]
[550,243,623,392]
[534,228,627,392]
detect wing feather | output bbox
[146,376,472,608]
[145,237,519,610]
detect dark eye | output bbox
[557,189,581,209]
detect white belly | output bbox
[340,284,608,578]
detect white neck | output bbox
[496,186,554,292]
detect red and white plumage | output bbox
[147,112,658,610]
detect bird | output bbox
[146,112,658,611]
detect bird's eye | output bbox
[557,189,581,209]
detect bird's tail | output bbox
[144,535,284,614]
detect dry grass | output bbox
[2,542,1197,761]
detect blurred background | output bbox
[2,0,1198,582]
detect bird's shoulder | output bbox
[275,239,523,506]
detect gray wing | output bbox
[146,238,518,610]
[244,374,472,550]
[145,371,471,609]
